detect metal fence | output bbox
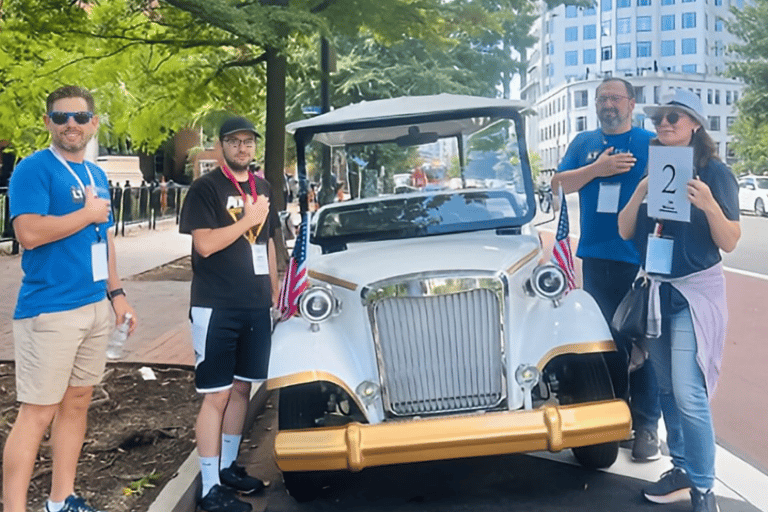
[110,181,189,236]
[0,187,19,254]
[0,182,189,254]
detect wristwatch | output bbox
[107,288,126,301]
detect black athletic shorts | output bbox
[189,306,271,392]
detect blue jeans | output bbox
[582,258,661,432]
[649,307,715,489]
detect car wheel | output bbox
[756,198,766,217]
[556,353,620,469]
[278,385,337,502]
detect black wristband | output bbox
[107,288,126,301]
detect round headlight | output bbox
[299,287,335,323]
[530,264,567,300]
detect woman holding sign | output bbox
[618,89,740,512]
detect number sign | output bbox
[647,146,693,222]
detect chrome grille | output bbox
[370,283,505,416]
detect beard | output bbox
[598,108,628,130]
[223,154,251,172]
[51,129,92,154]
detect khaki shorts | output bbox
[13,299,112,405]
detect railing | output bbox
[0,183,189,253]
[110,182,189,236]
[0,187,19,254]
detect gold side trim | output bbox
[274,399,631,472]
[506,248,539,275]
[266,371,367,418]
[308,270,357,291]
[536,340,616,371]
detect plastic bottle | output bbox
[106,313,132,360]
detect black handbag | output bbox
[611,275,649,341]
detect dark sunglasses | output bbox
[650,111,682,126]
[48,111,94,125]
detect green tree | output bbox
[726,0,768,173]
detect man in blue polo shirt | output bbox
[552,77,661,462]
[3,86,137,512]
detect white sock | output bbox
[46,499,65,512]
[200,456,221,497]
[697,487,712,494]
[220,434,242,470]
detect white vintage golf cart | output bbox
[267,94,631,501]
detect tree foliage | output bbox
[726,0,768,173]
[1,0,269,158]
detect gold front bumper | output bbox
[275,399,631,472]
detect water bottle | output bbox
[106,313,132,360]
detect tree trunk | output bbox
[264,46,290,269]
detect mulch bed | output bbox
[0,362,201,511]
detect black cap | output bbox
[219,117,261,141]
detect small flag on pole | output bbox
[279,213,310,320]
[551,188,576,291]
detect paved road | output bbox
[235,392,767,512]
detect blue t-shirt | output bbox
[9,148,114,319]
[558,126,655,264]
[632,157,739,279]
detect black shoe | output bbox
[220,463,265,495]
[199,484,251,512]
[643,467,693,503]
[631,428,661,462]
[691,488,720,512]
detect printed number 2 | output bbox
[662,164,676,194]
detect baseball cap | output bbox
[219,117,261,141]
[643,89,707,127]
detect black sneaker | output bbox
[198,484,251,512]
[691,488,720,512]
[220,463,265,495]
[643,467,693,503]
[632,428,661,462]
[47,495,105,512]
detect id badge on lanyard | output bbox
[251,244,269,275]
[645,222,673,275]
[49,147,108,282]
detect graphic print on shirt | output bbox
[226,194,264,244]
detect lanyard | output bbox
[601,129,633,152]
[221,164,265,240]
[48,146,102,239]
[221,163,258,201]
[49,146,96,193]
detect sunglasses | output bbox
[650,111,682,126]
[48,111,94,125]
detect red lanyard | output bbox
[221,163,258,201]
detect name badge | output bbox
[597,182,621,213]
[645,236,673,275]
[92,242,109,282]
[251,244,269,275]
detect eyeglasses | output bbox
[596,95,631,104]
[48,111,94,125]
[650,111,682,126]
[223,138,256,149]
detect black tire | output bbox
[755,198,766,217]
[278,385,334,502]
[556,354,620,469]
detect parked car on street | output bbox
[268,94,631,502]
[738,175,768,216]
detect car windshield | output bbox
[312,189,525,249]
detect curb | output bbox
[148,382,271,512]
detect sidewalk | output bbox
[0,219,195,366]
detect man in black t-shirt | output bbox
[179,117,279,512]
